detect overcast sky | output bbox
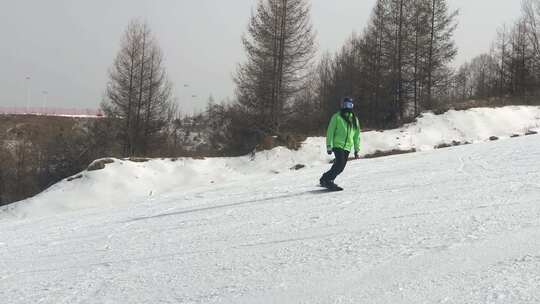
[0,0,523,113]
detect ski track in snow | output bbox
[2,135,540,303]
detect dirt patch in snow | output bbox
[87,158,115,171]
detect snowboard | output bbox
[319,184,344,192]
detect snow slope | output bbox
[2,134,540,302]
[2,106,539,219]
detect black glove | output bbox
[327,149,333,155]
[354,152,360,159]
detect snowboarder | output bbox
[320,97,361,191]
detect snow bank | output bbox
[1,106,539,219]
[0,142,329,219]
[362,106,540,154]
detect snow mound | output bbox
[1,106,540,219]
[361,106,540,154]
[0,140,329,219]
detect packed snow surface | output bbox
[1,106,540,303]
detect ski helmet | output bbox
[341,97,354,110]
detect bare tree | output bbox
[524,0,540,95]
[309,0,457,128]
[102,19,174,156]
[425,0,458,109]
[453,9,540,105]
[523,0,540,57]
[469,54,499,98]
[451,62,473,101]
[411,0,429,115]
[234,0,316,135]
[492,25,511,96]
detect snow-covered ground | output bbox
[2,106,539,219]
[1,106,540,303]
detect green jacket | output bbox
[326,111,361,153]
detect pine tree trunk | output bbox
[427,0,436,109]
[134,29,147,156]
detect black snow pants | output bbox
[321,148,350,182]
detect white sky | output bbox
[0,0,523,113]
